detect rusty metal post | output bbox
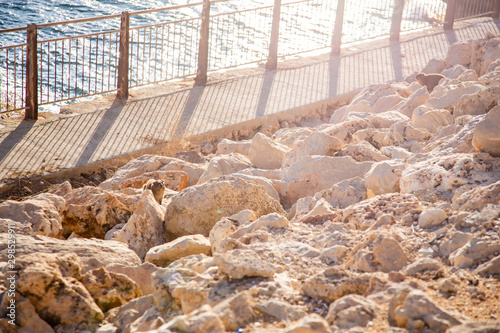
[331,0,346,56]
[117,11,130,99]
[444,0,457,30]
[493,0,500,19]
[25,23,38,120]
[266,0,282,70]
[195,0,210,86]
[390,0,405,41]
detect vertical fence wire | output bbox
[0,0,498,115]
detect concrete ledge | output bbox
[0,91,357,194]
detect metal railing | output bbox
[1,0,499,119]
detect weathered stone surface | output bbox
[82,267,142,312]
[118,170,188,192]
[319,245,348,265]
[445,41,473,67]
[256,299,306,323]
[411,106,453,134]
[213,249,276,279]
[216,138,251,156]
[449,238,500,268]
[105,263,158,295]
[389,288,467,332]
[302,268,370,302]
[400,152,500,195]
[326,295,376,329]
[342,193,421,230]
[13,252,104,329]
[212,292,257,330]
[277,156,373,207]
[164,176,284,238]
[403,258,443,277]
[439,231,473,257]
[476,255,500,277]
[100,155,171,190]
[447,321,500,333]
[351,233,408,273]
[427,83,484,110]
[313,177,367,209]
[197,153,252,184]
[418,208,447,228]
[0,193,66,238]
[0,234,141,274]
[452,180,500,211]
[109,190,166,259]
[209,210,257,254]
[364,160,405,196]
[160,306,225,333]
[283,131,343,166]
[472,105,500,157]
[248,132,290,170]
[145,234,211,267]
[454,86,500,118]
[337,140,388,162]
[283,314,331,333]
[0,295,55,333]
[63,186,132,238]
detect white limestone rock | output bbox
[418,208,447,228]
[472,105,500,157]
[164,176,285,238]
[197,153,252,184]
[248,132,290,170]
[145,234,211,267]
[364,160,405,196]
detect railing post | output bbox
[390,0,405,41]
[444,0,457,30]
[266,0,282,70]
[195,0,210,86]
[25,23,38,120]
[117,11,130,99]
[331,0,346,56]
[493,0,500,19]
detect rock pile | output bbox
[1,34,500,333]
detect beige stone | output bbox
[213,249,276,279]
[0,193,66,238]
[248,132,290,170]
[164,176,284,238]
[197,153,252,184]
[82,267,142,312]
[0,234,141,274]
[472,105,500,157]
[418,208,447,228]
[364,160,405,196]
[109,190,166,259]
[145,234,211,267]
[326,294,376,329]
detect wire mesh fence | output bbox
[0,0,498,116]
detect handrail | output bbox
[0,0,497,118]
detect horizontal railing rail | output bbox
[0,0,498,118]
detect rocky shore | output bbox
[1,34,500,333]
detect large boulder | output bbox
[164,176,285,238]
[11,252,104,330]
[108,190,166,259]
[197,153,252,184]
[364,160,405,196]
[472,105,500,157]
[145,234,211,267]
[248,133,290,170]
[63,186,132,238]
[0,234,141,274]
[276,156,373,207]
[0,193,66,238]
